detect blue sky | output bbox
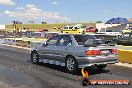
[0,0,132,24]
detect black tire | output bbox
[96,64,107,69]
[65,56,78,74]
[82,31,85,34]
[31,52,39,64]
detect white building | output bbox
[96,23,127,35]
[0,25,5,30]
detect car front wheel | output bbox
[65,56,78,74]
[31,52,39,64]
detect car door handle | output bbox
[65,48,67,50]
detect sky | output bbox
[0,0,132,24]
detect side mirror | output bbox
[67,41,72,46]
[43,42,48,47]
[67,43,72,46]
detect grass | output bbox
[5,23,96,32]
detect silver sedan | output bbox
[30,34,118,73]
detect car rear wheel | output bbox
[65,56,78,74]
[31,52,39,64]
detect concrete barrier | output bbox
[0,39,5,44]
[20,40,31,48]
[2,38,23,46]
[118,49,132,64]
[30,41,42,48]
[1,38,46,48]
[16,40,22,46]
[4,38,13,45]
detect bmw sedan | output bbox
[30,34,118,73]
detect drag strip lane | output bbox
[0,45,131,88]
[0,45,83,88]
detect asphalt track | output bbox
[0,45,131,88]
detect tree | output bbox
[96,21,102,23]
[12,21,22,24]
[29,21,35,24]
[42,22,47,24]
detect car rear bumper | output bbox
[78,61,118,68]
[75,55,118,68]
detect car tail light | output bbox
[112,49,118,54]
[85,50,100,56]
[86,29,89,32]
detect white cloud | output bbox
[26,4,42,12]
[0,0,15,5]
[16,7,25,10]
[26,4,36,8]
[4,4,69,22]
[52,1,59,5]
[4,10,10,14]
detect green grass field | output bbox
[5,23,96,32]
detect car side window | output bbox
[46,35,59,46]
[74,27,79,29]
[121,34,129,40]
[57,35,72,46]
[74,35,84,45]
[64,27,68,29]
[130,34,132,39]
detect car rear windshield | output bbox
[74,35,102,45]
